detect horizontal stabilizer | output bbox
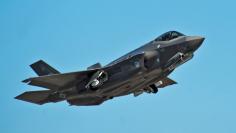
[87,63,102,70]
[30,60,60,76]
[15,90,52,105]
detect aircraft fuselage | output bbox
[16,31,205,106]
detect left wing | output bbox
[133,77,177,97]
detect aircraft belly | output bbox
[98,65,144,92]
[118,68,164,95]
[102,68,163,97]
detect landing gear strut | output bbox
[149,84,158,94]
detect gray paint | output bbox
[15,31,205,106]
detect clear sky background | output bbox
[0,0,236,133]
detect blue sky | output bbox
[0,0,236,133]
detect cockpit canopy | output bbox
[155,31,185,41]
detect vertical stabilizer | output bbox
[30,60,60,76]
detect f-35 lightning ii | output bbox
[16,31,204,106]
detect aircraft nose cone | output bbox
[186,36,205,52]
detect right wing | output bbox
[23,53,145,90]
[23,69,99,90]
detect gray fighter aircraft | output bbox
[16,31,204,106]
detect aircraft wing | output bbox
[23,53,145,90]
[22,69,99,90]
[159,77,177,88]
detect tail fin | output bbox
[87,63,102,70]
[15,90,52,105]
[30,60,60,76]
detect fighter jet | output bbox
[16,31,204,106]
